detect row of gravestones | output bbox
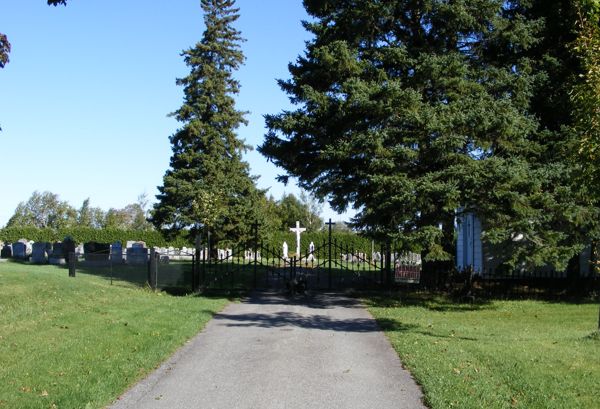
[0,239,152,266]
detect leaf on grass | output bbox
[40,390,48,397]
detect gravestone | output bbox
[49,242,66,265]
[456,212,483,274]
[110,241,123,263]
[84,242,110,263]
[1,243,13,258]
[372,252,382,262]
[12,240,32,260]
[31,242,51,264]
[126,241,148,265]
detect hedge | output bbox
[0,227,191,248]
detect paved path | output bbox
[109,292,425,409]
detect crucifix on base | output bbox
[289,221,306,256]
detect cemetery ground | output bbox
[1,259,599,409]
[365,292,600,409]
[0,261,229,409]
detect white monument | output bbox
[289,221,306,257]
[282,241,289,259]
[307,241,315,262]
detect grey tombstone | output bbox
[12,240,31,260]
[111,241,124,263]
[31,242,51,264]
[49,242,66,265]
[126,242,148,265]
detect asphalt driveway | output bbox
[109,292,425,409]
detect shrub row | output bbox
[0,227,191,248]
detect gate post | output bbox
[326,219,336,291]
[292,256,297,296]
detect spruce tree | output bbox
[152,0,262,243]
[260,0,595,271]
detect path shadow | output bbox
[212,292,392,332]
[239,291,365,310]
[215,310,384,332]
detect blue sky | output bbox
[0,0,355,227]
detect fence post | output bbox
[149,248,157,290]
[68,252,76,277]
[253,221,260,289]
[385,242,393,289]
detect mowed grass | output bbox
[365,293,600,409]
[0,261,229,409]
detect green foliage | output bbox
[0,33,10,69]
[0,227,190,248]
[573,0,600,195]
[272,192,323,232]
[6,191,78,229]
[260,0,598,270]
[152,0,264,244]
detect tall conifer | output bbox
[152,0,261,242]
[260,0,595,271]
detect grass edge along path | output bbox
[365,293,600,409]
[0,261,230,409]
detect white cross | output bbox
[289,221,306,257]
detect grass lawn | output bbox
[365,293,600,409]
[0,261,230,409]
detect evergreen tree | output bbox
[152,0,262,244]
[260,0,594,270]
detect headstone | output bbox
[126,241,148,265]
[456,212,483,274]
[31,242,51,264]
[12,240,32,260]
[84,242,110,263]
[49,242,66,265]
[1,243,13,258]
[75,244,84,255]
[110,241,123,263]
